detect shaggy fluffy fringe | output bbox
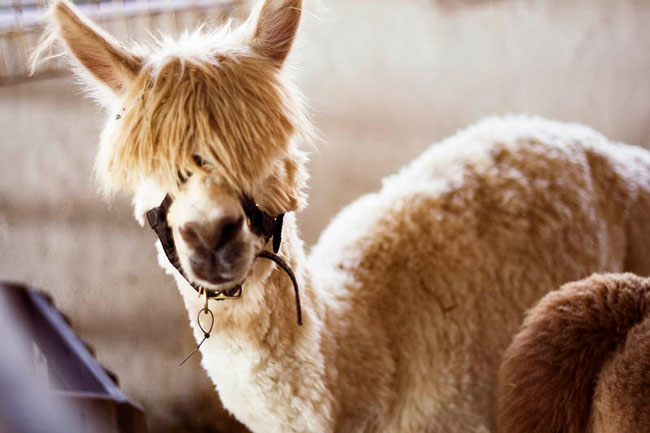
[112,53,309,195]
[32,1,315,199]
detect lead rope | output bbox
[179,249,302,366]
[180,292,214,366]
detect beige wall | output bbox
[2,0,650,431]
[298,0,650,242]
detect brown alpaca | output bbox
[498,273,650,433]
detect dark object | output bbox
[0,282,148,433]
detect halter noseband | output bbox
[145,194,302,325]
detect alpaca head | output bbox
[44,0,310,290]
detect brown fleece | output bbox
[498,273,650,433]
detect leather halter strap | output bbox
[241,195,285,254]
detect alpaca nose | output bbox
[179,214,244,253]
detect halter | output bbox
[145,194,302,326]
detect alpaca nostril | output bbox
[217,215,244,249]
[179,222,202,249]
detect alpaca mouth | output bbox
[193,272,237,287]
[190,266,248,289]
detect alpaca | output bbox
[40,0,650,432]
[498,273,650,433]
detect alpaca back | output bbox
[498,273,650,433]
[309,116,650,431]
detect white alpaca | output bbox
[42,0,650,432]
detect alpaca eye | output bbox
[192,155,207,167]
[177,155,208,184]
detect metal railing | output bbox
[0,0,244,85]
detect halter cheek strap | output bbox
[241,196,284,253]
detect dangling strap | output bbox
[272,214,284,254]
[258,250,302,326]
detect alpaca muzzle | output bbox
[147,194,302,365]
[146,193,303,365]
[145,194,302,323]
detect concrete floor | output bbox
[2,0,650,431]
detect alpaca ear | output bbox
[51,0,141,92]
[251,0,302,66]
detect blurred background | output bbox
[1,0,650,431]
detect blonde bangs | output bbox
[107,53,303,194]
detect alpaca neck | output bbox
[175,213,333,432]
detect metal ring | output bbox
[197,308,214,335]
